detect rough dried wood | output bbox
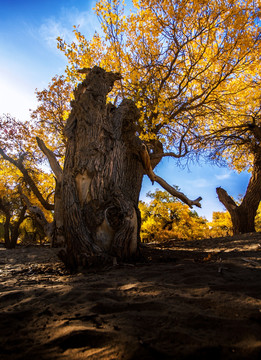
[216,151,261,234]
[60,66,202,271]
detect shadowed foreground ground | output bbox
[0,233,261,359]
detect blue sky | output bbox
[0,0,251,221]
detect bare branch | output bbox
[36,137,63,182]
[139,143,201,208]
[154,174,202,208]
[150,150,187,160]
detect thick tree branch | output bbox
[154,175,202,208]
[150,150,187,160]
[0,147,54,211]
[139,143,156,183]
[36,137,63,182]
[139,144,202,208]
[216,187,237,212]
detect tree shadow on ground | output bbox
[0,235,261,359]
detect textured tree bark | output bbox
[216,151,261,234]
[61,67,144,270]
[59,67,201,271]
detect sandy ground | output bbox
[0,233,261,360]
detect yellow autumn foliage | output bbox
[57,0,260,158]
[139,189,209,242]
[208,211,233,237]
[0,114,55,244]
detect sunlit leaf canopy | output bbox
[139,189,209,241]
[57,0,260,164]
[195,62,261,172]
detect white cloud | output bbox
[0,3,102,122]
[215,173,231,180]
[39,17,73,50]
[38,5,101,52]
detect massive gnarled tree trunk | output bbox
[59,67,201,270]
[61,68,144,269]
[0,67,200,268]
[216,151,261,235]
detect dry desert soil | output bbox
[0,233,261,359]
